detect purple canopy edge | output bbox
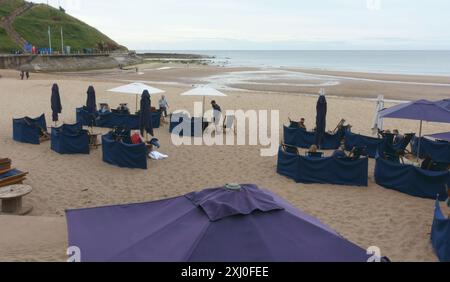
[65,184,371,262]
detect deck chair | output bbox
[332,119,347,134]
[281,143,300,155]
[223,115,236,134]
[306,152,324,158]
[0,158,11,174]
[348,146,365,160]
[0,169,28,188]
[398,133,415,153]
[24,116,50,142]
[288,118,300,129]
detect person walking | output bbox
[211,100,222,133]
[159,95,169,118]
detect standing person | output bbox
[211,100,222,131]
[26,71,30,80]
[20,71,24,80]
[158,95,169,118]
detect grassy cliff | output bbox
[0,0,23,17]
[0,26,19,50]
[0,0,126,53]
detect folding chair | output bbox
[332,119,347,134]
[223,115,236,134]
[0,169,29,188]
[0,158,12,174]
[288,118,300,129]
[281,143,300,155]
[306,152,324,158]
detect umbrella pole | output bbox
[136,94,138,114]
[202,96,205,120]
[417,120,423,161]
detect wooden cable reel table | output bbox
[0,184,33,215]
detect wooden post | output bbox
[417,120,423,161]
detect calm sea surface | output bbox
[140,50,450,76]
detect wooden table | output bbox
[0,184,33,215]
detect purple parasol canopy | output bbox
[427,132,450,142]
[379,99,450,123]
[66,184,371,262]
[435,99,450,112]
[379,99,450,158]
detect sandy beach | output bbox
[1,63,450,262]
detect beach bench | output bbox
[0,158,12,174]
[0,184,33,215]
[0,169,28,188]
[281,143,299,155]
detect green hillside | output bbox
[0,26,19,50]
[0,0,23,17]
[0,0,126,53]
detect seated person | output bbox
[307,145,323,158]
[112,127,131,143]
[131,131,161,149]
[117,103,130,114]
[131,131,145,145]
[348,146,364,160]
[99,103,111,113]
[298,118,307,130]
[332,145,348,158]
[421,155,433,170]
[308,144,318,154]
[393,129,404,145]
[24,117,49,139]
[429,161,450,172]
[419,155,449,171]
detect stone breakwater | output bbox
[0,53,143,72]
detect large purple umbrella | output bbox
[66,184,371,262]
[51,83,62,123]
[435,99,450,111]
[315,95,327,148]
[379,99,450,158]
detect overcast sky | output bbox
[33,0,450,50]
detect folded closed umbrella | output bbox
[315,94,327,147]
[51,83,62,123]
[139,90,153,137]
[86,86,97,127]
